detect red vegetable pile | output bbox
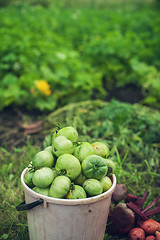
[107,184,160,240]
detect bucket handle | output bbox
[16,198,43,211]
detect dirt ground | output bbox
[0,106,46,150]
[0,84,144,151]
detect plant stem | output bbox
[141,196,159,213]
[138,191,149,210]
[126,202,148,220]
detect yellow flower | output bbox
[35,80,52,96]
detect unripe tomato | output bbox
[83,179,103,197]
[52,136,75,157]
[24,170,35,188]
[32,167,55,188]
[32,150,54,170]
[33,187,49,196]
[49,176,71,198]
[104,159,116,176]
[55,154,81,180]
[66,185,87,199]
[74,142,94,162]
[82,155,108,180]
[56,126,78,142]
[100,176,112,192]
[74,172,88,186]
[44,146,53,155]
[92,142,110,158]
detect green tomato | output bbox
[74,172,88,186]
[92,142,110,158]
[100,176,112,192]
[66,185,86,199]
[32,167,55,188]
[49,176,71,198]
[44,146,53,154]
[105,159,116,176]
[51,168,58,178]
[24,170,35,188]
[55,154,81,180]
[32,150,54,170]
[33,186,49,196]
[82,155,108,180]
[43,134,52,148]
[74,142,94,162]
[52,136,75,157]
[56,126,78,142]
[83,179,103,197]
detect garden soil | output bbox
[0,84,144,151]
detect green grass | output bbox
[0,142,41,240]
[45,100,160,195]
[1,100,159,239]
[0,0,156,8]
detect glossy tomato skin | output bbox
[49,176,71,198]
[52,136,75,157]
[92,142,110,158]
[66,185,87,199]
[83,179,103,197]
[55,154,81,181]
[32,167,55,188]
[32,150,54,170]
[74,142,94,162]
[82,155,108,180]
[56,126,78,142]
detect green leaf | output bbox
[1,74,18,87]
[1,234,9,239]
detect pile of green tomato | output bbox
[24,126,116,199]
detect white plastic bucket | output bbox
[20,168,116,240]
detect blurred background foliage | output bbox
[0,0,160,112]
[1,1,160,239]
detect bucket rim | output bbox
[21,167,116,206]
